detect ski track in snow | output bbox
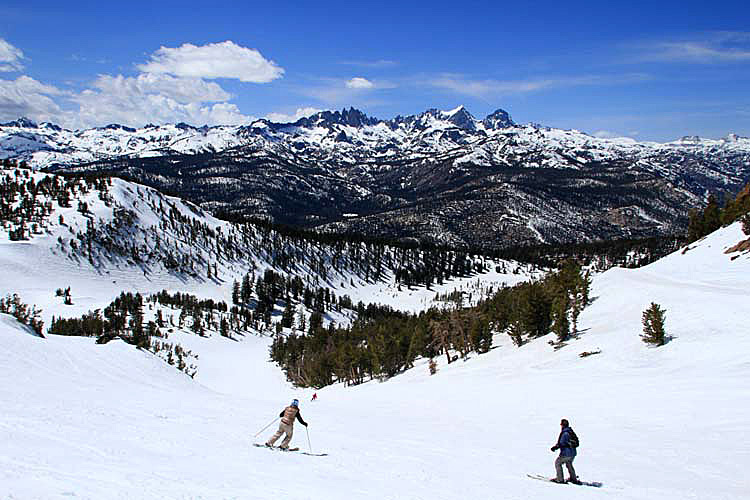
[1,220,750,498]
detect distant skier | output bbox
[550,418,581,484]
[311,392,317,401]
[265,399,308,449]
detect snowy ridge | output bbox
[2,108,749,181]
[1,220,748,498]
[0,168,536,328]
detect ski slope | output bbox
[1,223,749,499]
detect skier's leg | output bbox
[280,423,294,448]
[554,456,565,482]
[565,457,577,481]
[266,423,285,446]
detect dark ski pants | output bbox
[555,455,577,482]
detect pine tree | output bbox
[550,295,570,342]
[281,301,295,328]
[641,302,667,346]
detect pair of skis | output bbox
[253,443,328,457]
[527,474,602,488]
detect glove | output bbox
[304,423,308,427]
[551,446,558,452]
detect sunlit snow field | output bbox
[2,224,749,499]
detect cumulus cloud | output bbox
[72,75,252,128]
[346,77,375,89]
[265,107,322,123]
[89,73,231,104]
[0,39,24,72]
[66,41,287,126]
[57,41,284,126]
[0,76,66,123]
[137,40,284,83]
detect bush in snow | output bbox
[641,302,667,346]
[742,214,750,236]
[428,358,437,375]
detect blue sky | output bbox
[1,0,749,140]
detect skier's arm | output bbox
[551,431,565,451]
[279,409,285,418]
[296,411,308,426]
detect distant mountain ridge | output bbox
[2,106,750,249]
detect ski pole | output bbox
[254,417,279,438]
[306,426,313,454]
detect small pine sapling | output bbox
[641,302,667,346]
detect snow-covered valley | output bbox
[2,167,749,499]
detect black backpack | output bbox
[567,429,580,448]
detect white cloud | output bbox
[72,74,252,128]
[593,130,619,139]
[340,59,397,68]
[428,73,651,98]
[301,77,395,105]
[0,39,24,72]
[64,40,286,127]
[0,76,66,123]
[346,77,375,89]
[646,42,750,62]
[265,107,322,123]
[89,73,231,104]
[636,32,750,63]
[137,40,284,83]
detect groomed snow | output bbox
[1,222,749,499]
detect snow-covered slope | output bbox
[0,168,532,329]
[1,214,749,498]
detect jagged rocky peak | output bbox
[2,117,38,129]
[99,124,137,133]
[443,105,477,130]
[41,122,62,132]
[678,135,703,143]
[723,133,748,142]
[295,107,379,128]
[482,108,514,129]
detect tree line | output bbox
[269,260,590,388]
[687,183,750,243]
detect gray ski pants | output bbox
[555,455,577,482]
[267,422,293,448]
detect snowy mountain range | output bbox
[3,107,750,248]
